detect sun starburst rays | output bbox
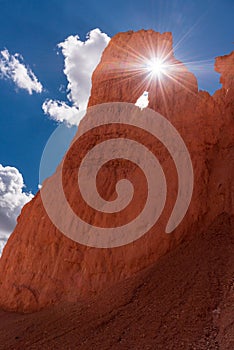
[99,36,207,108]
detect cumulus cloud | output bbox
[42,28,110,126]
[58,28,110,110]
[0,49,43,94]
[42,99,84,127]
[0,164,33,255]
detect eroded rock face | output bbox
[0,30,233,312]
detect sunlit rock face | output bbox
[89,30,199,118]
[0,30,233,312]
[215,50,234,91]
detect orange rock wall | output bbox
[0,30,233,312]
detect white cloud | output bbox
[42,28,110,126]
[0,49,43,94]
[0,164,33,256]
[135,91,149,110]
[58,28,110,110]
[42,99,85,127]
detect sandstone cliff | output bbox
[0,30,233,312]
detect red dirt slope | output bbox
[0,213,233,350]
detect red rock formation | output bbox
[0,30,233,312]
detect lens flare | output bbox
[146,58,167,77]
[97,32,210,107]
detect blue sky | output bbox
[0,0,233,251]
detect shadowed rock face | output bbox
[0,30,233,312]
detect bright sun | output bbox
[146,58,167,77]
